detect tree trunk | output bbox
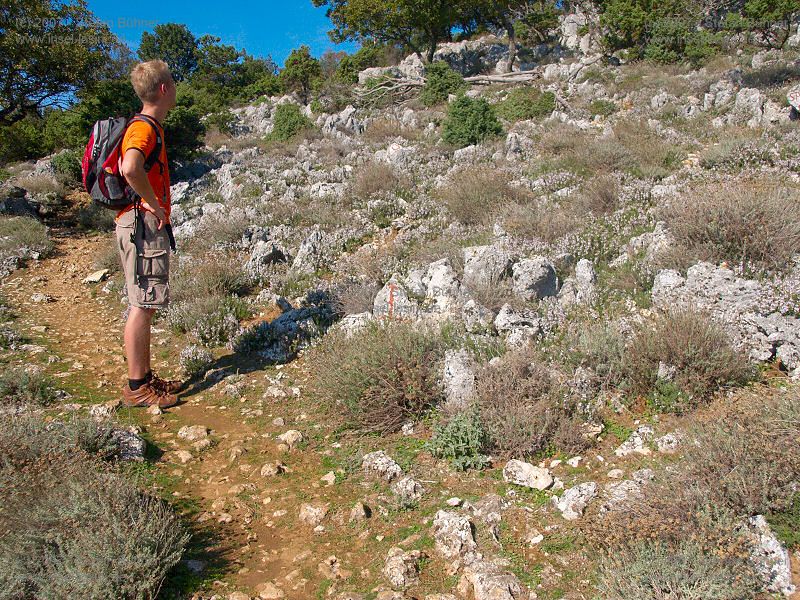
[501,13,517,73]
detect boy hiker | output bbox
[117,59,181,408]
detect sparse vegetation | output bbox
[0,216,55,262]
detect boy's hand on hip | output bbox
[144,202,168,229]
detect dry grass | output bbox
[663,180,800,273]
[436,167,533,226]
[170,252,251,304]
[501,199,583,243]
[349,161,410,201]
[475,347,590,459]
[362,117,423,144]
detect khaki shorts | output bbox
[116,208,170,309]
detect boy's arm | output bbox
[120,148,167,228]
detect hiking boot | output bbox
[151,372,183,394]
[122,382,178,408]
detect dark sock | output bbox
[129,376,148,391]
[144,370,153,383]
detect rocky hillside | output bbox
[2,34,800,600]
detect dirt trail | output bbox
[2,229,386,599]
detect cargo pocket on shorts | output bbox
[137,248,169,278]
[138,277,170,306]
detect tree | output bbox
[312,0,471,63]
[279,46,322,104]
[735,0,800,48]
[138,23,198,82]
[0,0,123,126]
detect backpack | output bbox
[81,113,163,209]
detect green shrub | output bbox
[336,45,384,84]
[0,169,10,183]
[164,105,205,162]
[204,110,236,135]
[309,321,447,434]
[419,61,467,107]
[0,216,54,261]
[595,540,762,600]
[589,99,617,117]
[644,17,721,66]
[0,368,58,408]
[624,308,757,412]
[267,103,314,142]
[51,150,82,184]
[496,88,556,122]
[442,94,503,148]
[768,493,800,550]
[426,404,491,471]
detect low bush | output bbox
[167,294,250,347]
[554,319,627,393]
[0,216,54,261]
[0,368,58,408]
[624,308,757,412]
[496,88,556,122]
[179,344,215,379]
[76,202,116,232]
[331,280,381,316]
[349,161,409,201]
[170,253,251,304]
[266,103,314,142]
[589,99,617,118]
[442,94,503,148]
[585,385,799,599]
[664,180,800,273]
[595,539,761,600]
[309,321,447,434]
[474,348,590,458]
[425,404,491,471]
[92,235,120,273]
[0,413,119,461]
[419,61,467,107]
[0,454,188,599]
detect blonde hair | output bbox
[130,60,172,103]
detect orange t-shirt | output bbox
[116,115,171,221]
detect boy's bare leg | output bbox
[124,306,154,379]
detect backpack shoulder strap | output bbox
[128,113,164,174]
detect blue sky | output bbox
[87,0,360,67]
